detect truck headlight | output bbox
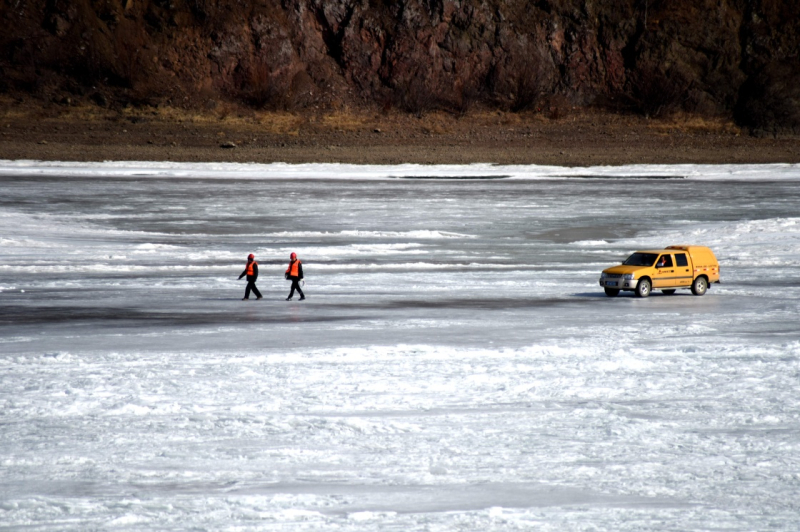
[600,272,607,278]
[622,274,635,280]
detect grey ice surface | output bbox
[1,168,800,531]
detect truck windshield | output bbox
[623,252,658,266]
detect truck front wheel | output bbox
[635,279,651,298]
[604,288,620,297]
[691,276,708,296]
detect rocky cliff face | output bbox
[1,0,798,134]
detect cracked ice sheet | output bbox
[1,163,800,531]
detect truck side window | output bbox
[675,253,688,267]
[656,255,674,268]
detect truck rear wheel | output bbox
[635,279,651,298]
[691,276,708,296]
[604,288,620,297]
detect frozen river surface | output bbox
[2,162,800,531]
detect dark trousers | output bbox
[288,279,304,298]
[244,281,262,299]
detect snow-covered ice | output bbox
[1,161,800,531]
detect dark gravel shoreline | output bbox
[2,106,799,166]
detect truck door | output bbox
[652,253,676,288]
[673,252,693,286]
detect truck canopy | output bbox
[665,245,718,268]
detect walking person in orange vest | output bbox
[238,253,262,300]
[285,252,305,301]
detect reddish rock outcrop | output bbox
[1,0,798,133]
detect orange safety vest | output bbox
[286,259,301,277]
[246,261,257,276]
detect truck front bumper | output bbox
[599,278,637,290]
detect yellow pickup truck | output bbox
[599,245,720,297]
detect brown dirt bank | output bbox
[1,103,799,166]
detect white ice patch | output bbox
[616,217,800,268]
[3,160,800,181]
[269,230,475,239]
[572,239,609,246]
[132,243,183,253]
